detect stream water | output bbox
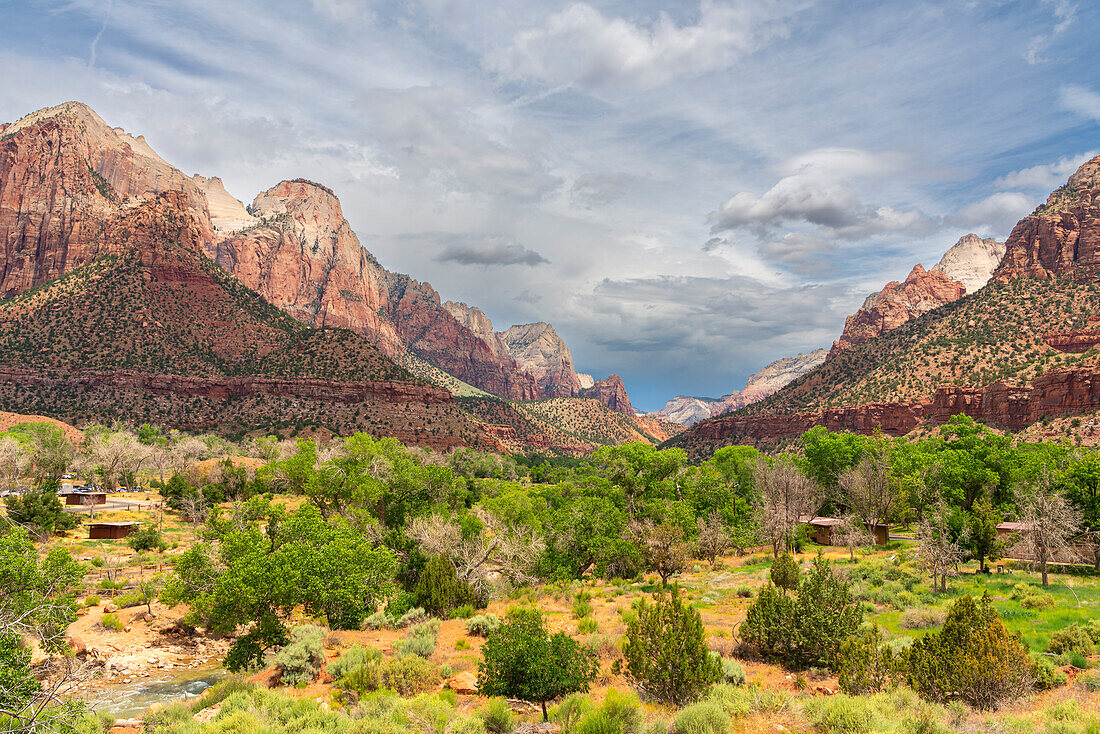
[83,667,227,719]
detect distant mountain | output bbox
[667,153,1100,456]
[498,322,583,397]
[650,350,827,426]
[829,234,1005,358]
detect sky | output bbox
[1,0,1098,411]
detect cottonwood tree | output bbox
[629,517,688,586]
[837,450,897,532]
[755,457,821,557]
[408,511,544,594]
[1011,478,1083,587]
[87,431,149,490]
[917,499,969,594]
[695,510,731,567]
[0,437,30,493]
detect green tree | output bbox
[163,501,396,671]
[967,499,1003,573]
[902,593,1032,709]
[4,482,79,539]
[415,555,479,616]
[621,586,721,705]
[740,555,861,669]
[127,523,167,552]
[837,625,896,695]
[0,526,86,730]
[769,554,800,593]
[478,609,598,720]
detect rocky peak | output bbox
[829,263,966,358]
[993,154,1100,281]
[443,301,509,358]
[931,233,1006,293]
[582,374,633,415]
[499,322,582,397]
[192,175,256,233]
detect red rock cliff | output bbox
[582,374,634,415]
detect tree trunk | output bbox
[541,701,548,722]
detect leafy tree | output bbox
[901,593,1032,709]
[0,526,86,730]
[740,555,861,669]
[163,501,396,671]
[837,625,896,695]
[127,523,167,552]
[541,492,629,580]
[1064,451,1100,568]
[621,586,721,705]
[629,517,687,586]
[801,426,871,489]
[592,443,685,518]
[415,555,479,616]
[768,553,800,592]
[478,608,598,720]
[967,498,1003,573]
[4,482,79,539]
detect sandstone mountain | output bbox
[498,322,583,397]
[580,374,633,415]
[668,154,1100,456]
[0,187,491,448]
[931,234,1006,293]
[829,234,1006,358]
[650,349,827,426]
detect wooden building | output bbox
[802,516,890,546]
[87,521,141,540]
[65,492,106,506]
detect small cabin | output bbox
[996,521,1034,541]
[802,516,890,546]
[87,521,140,540]
[66,492,106,506]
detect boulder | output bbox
[447,671,479,695]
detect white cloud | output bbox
[707,148,936,239]
[948,192,1035,236]
[1025,0,1076,65]
[484,0,801,90]
[995,151,1098,190]
[436,237,549,267]
[1061,84,1100,120]
[311,0,370,23]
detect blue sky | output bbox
[1,0,1098,410]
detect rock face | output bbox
[498,322,583,397]
[650,350,827,426]
[994,154,1100,281]
[581,375,633,415]
[1043,326,1100,353]
[829,264,966,358]
[931,234,1006,293]
[576,373,595,390]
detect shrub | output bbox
[337,655,439,697]
[704,684,752,718]
[273,625,327,686]
[573,590,594,619]
[622,586,721,705]
[769,554,799,592]
[450,604,476,619]
[734,585,754,598]
[478,697,515,734]
[1020,592,1055,610]
[84,595,100,607]
[455,638,470,650]
[740,555,862,670]
[365,609,393,630]
[808,695,876,734]
[1031,654,1068,691]
[673,701,729,734]
[901,593,1032,710]
[466,614,500,637]
[1047,624,1096,657]
[900,608,944,630]
[327,644,381,680]
[551,694,594,734]
[578,618,599,634]
[577,690,641,734]
[439,663,455,679]
[478,608,598,720]
[416,556,479,617]
[101,613,123,631]
[706,653,745,686]
[398,607,429,627]
[837,626,895,695]
[127,524,167,552]
[396,620,439,658]
[1077,670,1100,692]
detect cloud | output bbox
[757,232,836,275]
[707,148,936,239]
[995,151,1098,190]
[1061,84,1100,121]
[570,172,632,205]
[1025,0,1076,65]
[310,0,370,23]
[948,192,1035,236]
[484,0,800,90]
[437,237,550,267]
